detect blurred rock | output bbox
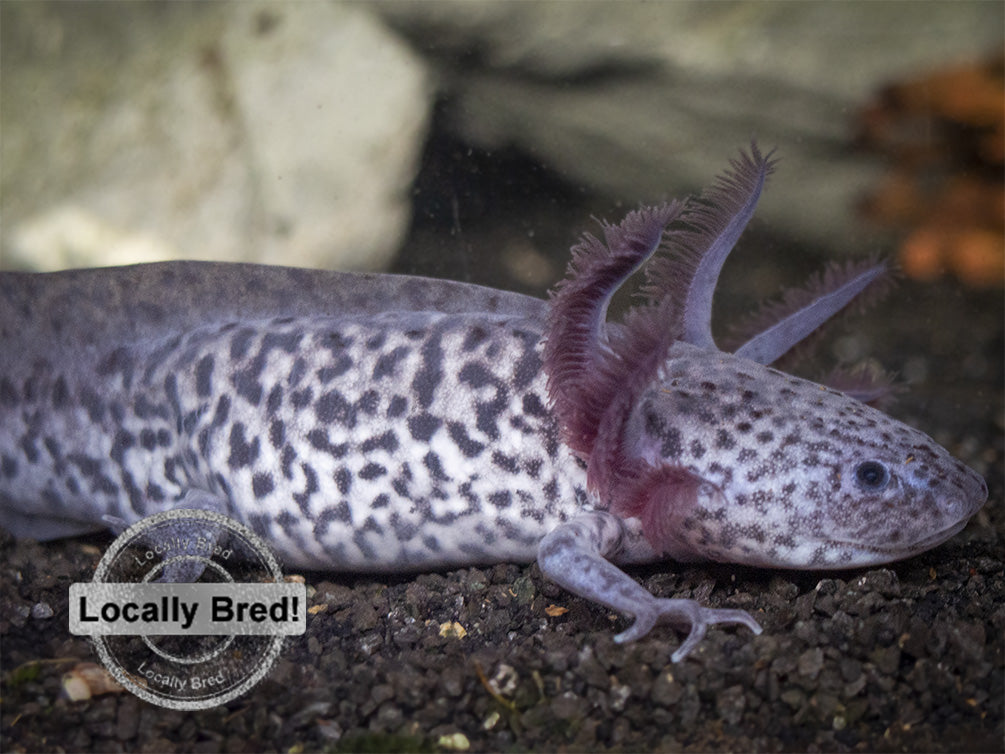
[1,1,431,271]
[375,1,1003,256]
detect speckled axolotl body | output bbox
[0,146,987,660]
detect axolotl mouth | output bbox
[826,517,975,565]
[832,508,988,567]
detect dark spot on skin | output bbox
[211,395,230,428]
[392,476,410,498]
[511,332,542,390]
[307,429,348,458]
[543,479,559,502]
[291,387,314,408]
[311,509,340,539]
[276,511,302,541]
[197,427,211,456]
[110,430,136,465]
[462,326,488,351]
[412,329,444,408]
[288,357,307,387]
[491,451,519,473]
[316,390,354,426]
[252,473,274,498]
[228,424,260,469]
[133,395,167,420]
[458,361,494,389]
[715,430,735,450]
[659,425,683,458]
[230,328,256,360]
[140,429,158,451]
[247,513,271,538]
[1,454,18,478]
[163,458,179,485]
[232,367,263,406]
[475,400,506,441]
[373,346,410,380]
[408,413,441,442]
[51,376,69,408]
[195,355,214,398]
[358,390,380,416]
[93,473,118,496]
[317,330,352,357]
[80,387,106,423]
[690,440,706,459]
[390,512,418,541]
[423,451,450,482]
[270,419,285,449]
[359,462,387,480]
[755,431,774,444]
[318,358,352,384]
[43,437,62,461]
[335,467,352,494]
[489,491,512,509]
[387,395,408,418]
[361,431,399,453]
[182,407,203,435]
[448,423,485,458]
[120,470,143,513]
[0,377,18,406]
[736,421,752,433]
[522,393,548,417]
[267,385,283,414]
[21,376,39,403]
[96,347,135,388]
[293,463,319,515]
[280,445,295,479]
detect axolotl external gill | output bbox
[0,145,988,661]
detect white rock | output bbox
[1,2,431,271]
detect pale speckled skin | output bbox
[0,147,988,661]
[622,341,984,568]
[0,264,589,569]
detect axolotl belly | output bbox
[0,146,987,661]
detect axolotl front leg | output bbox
[537,511,762,662]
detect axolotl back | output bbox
[0,145,987,661]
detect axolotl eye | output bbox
[854,460,890,491]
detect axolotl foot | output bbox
[538,511,761,662]
[612,596,762,663]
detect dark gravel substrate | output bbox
[2,140,1002,752]
[2,476,1002,753]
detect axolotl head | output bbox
[544,144,987,571]
[619,341,988,569]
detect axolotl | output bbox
[0,146,987,661]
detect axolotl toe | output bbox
[0,145,987,662]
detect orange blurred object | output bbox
[858,54,1004,287]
